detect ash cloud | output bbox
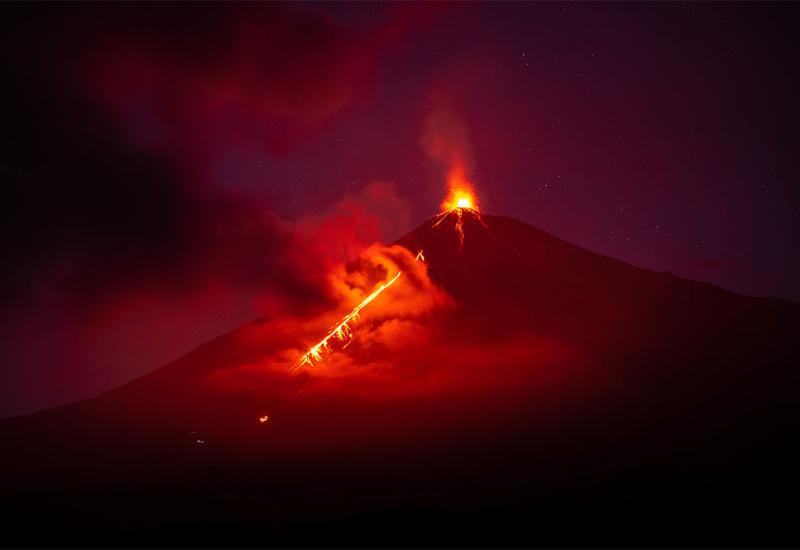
[420,91,475,185]
[73,3,379,157]
[0,3,431,417]
[209,243,455,393]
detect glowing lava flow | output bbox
[432,186,484,250]
[294,250,425,371]
[432,206,467,249]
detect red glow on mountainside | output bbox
[294,250,426,370]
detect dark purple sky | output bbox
[281,2,798,300]
[2,2,798,417]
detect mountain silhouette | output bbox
[2,211,799,546]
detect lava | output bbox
[294,250,425,371]
[440,167,479,213]
[433,184,485,250]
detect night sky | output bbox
[2,2,798,417]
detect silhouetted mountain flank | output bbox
[2,212,799,546]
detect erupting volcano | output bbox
[1,191,799,547]
[4,1,799,546]
[440,176,479,213]
[295,176,480,371]
[431,175,485,251]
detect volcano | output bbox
[2,211,799,546]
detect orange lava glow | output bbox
[294,250,426,371]
[440,186,479,213]
[440,165,479,213]
[258,415,269,423]
[433,171,484,250]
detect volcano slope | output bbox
[1,211,799,546]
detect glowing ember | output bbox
[293,250,426,371]
[259,415,269,423]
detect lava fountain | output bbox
[433,168,484,249]
[439,165,479,213]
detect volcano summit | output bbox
[2,211,799,546]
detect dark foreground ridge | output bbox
[2,212,799,546]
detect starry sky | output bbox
[2,2,798,417]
